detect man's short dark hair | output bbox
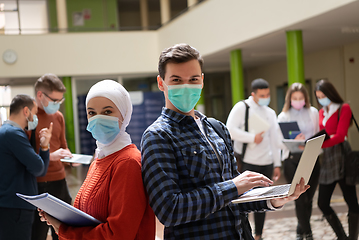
[251,78,269,92]
[10,94,35,115]
[158,43,204,79]
[34,73,66,94]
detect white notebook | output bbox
[61,154,93,165]
[232,135,325,204]
[248,112,270,134]
[17,193,102,226]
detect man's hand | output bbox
[254,131,264,144]
[270,177,310,208]
[50,148,73,161]
[38,209,61,233]
[232,171,273,195]
[272,167,281,182]
[39,122,53,148]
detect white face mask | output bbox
[27,114,38,130]
[257,97,270,106]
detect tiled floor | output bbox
[52,166,358,240]
[154,184,358,240]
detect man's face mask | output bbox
[27,113,38,130]
[41,92,64,115]
[163,81,202,113]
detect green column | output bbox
[230,49,245,106]
[62,76,76,153]
[286,30,305,86]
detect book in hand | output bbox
[61,154,93,165]
[248,112,270,134]
[16,193,102,226]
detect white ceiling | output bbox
[1,1,359,85]
[203,0,359,70]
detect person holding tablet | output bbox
[278,83,320,240]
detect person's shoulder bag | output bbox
[210,101,250,172]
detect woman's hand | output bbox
[38,209,62,234]
[270,177,309,208]
[294,133,305,140]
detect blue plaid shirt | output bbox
[141,108,271,240]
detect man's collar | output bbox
[161,107,205,123]
[248,96,258,108]
[4,120,23,130]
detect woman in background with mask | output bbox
[278,83,320,240]
[315,79,358,240]
[40,80,155,240]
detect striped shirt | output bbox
[141,108,272,240]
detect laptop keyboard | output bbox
[258,184,291,197]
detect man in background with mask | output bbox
[226,78,282,240]
[0,94,51,240]
[141,44,308,240]
[30,73,73,240]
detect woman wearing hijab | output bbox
[39,80,155,240]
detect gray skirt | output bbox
[319,141,351,185]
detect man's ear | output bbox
[36,90,42,100]
[23,107,29,118]
[201,73,204,88]
[157,75,165,92]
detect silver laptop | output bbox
[232,134,325,204]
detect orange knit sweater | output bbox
[58,144,155,239]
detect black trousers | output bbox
[318,178,359,215]
[31,179,72,240]
[0,207,34,240]
[283,153,320,235]
[242,162,273,236]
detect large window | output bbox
[0,0,48,34]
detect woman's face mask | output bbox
[291,100,306,110]
[86,115,120,144]
[318,97,331,107]
[163,81,202,113]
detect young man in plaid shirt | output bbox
[141,43,308,240]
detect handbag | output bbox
[337,105,359,185]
